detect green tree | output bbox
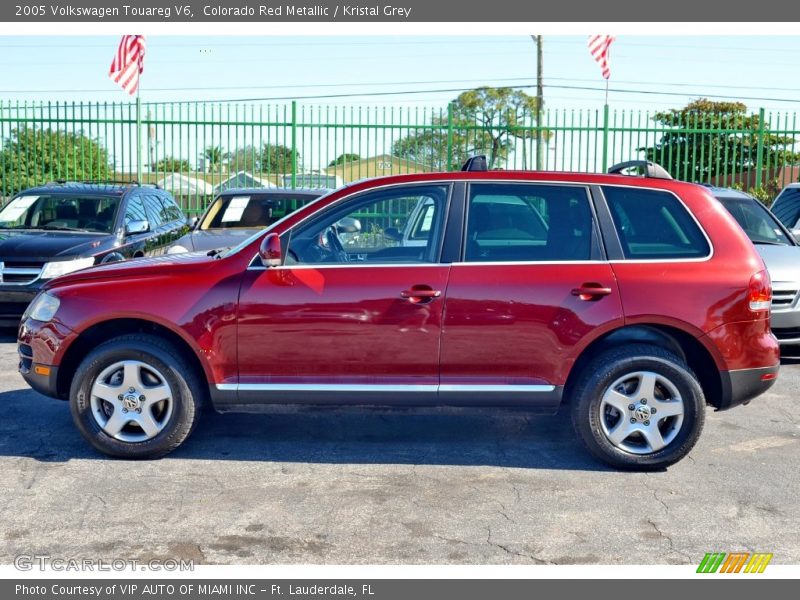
[229,143,299,174]
[328,153,361,167]
[392,87,541,170]
[0,127,112,196]
[154,156,191,172]
[202,145,228,170]
[639,99,800,182]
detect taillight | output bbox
[748,270,772,312]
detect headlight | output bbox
[40,257,95,280]
[23,292,61,322]
[167,245,189,254]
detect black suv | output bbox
[0,181,187,326]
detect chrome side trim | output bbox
[439,384,556,393]
[217,383,555,393]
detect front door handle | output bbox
[571,283,613,301]
[400,285,442,304]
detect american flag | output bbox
[588,35,615,80]
[109,35,146,96]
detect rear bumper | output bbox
[718,364,779,411]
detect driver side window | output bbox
[286,185,450,265]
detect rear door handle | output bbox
[571,283,613,301]
[400,285,442,304]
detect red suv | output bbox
[17,160,779,469]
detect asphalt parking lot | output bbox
[1,330,798,566]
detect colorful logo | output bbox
[697,552,773,573]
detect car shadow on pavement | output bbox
[0,388,609,471]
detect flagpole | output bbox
[136,84,142,183]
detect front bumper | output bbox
[771,284,800,345]
[0,284,42,327]
[718,364,779,410]
[18,317,75,400]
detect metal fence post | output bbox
[446,103,454,171]
[291,100,297,189]
[601,103,610,172]
[755,107,765,189]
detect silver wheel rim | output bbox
[89,360,174,443]
[599,370,685,455]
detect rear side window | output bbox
[465,183,595,262]
[603,186,710,259]
[772,188,800,229]
[160,194,184,223]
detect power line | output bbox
[6,74,800,98]
[130,83,800,105]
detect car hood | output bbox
[44,251,216,289]
[186,229,261,252]
[755,244,800,283]
[0,230,109,261]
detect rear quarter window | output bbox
[772,188,800,229]
[602,186,710,260]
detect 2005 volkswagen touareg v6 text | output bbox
[18,159,780,470]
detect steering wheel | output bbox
[325,226,349,263]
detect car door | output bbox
[235,183,454,405]
[119,194,153,257]
[439,182,624,407]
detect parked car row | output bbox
[10,159,785,470]
[0,182,329,325]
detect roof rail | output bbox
[607,160,672,180]
[461,155,488,172]
[51,179,162,189]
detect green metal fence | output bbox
[2,100,799,213]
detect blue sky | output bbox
[1,35,800,113]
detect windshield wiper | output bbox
[753,239,787,246]
[41,224,91,232]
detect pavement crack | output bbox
[493,500,516,524]
[646,518,692,562]
[485,525,550,564]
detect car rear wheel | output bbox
[70,334,204,459]
[570,344,705,470]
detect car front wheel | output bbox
[70,334,204,459]
[570,344,705,470]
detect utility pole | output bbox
[531,35,544,170]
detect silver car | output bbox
[168,187,330,254]
[712,186,800,345]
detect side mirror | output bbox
[188,216,199,229]
[126,219,149,235]
[259,233,282,268]
[335,217,362,233]
[792,228,800,243]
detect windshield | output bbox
[0,194,120,233]
[716,196,793,246]
[215,189,337,259]
[201,193,320,230]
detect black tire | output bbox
[69,334,204,459]
[570,344,705,471]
